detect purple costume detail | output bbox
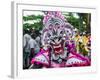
[31,11,90,68]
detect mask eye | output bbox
[50,37,55,42]
[58,36,62,41]
[50,38,55,44]
[60,31,63,34]
[52,39,55,42]
[59,31,64,36]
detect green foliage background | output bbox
[23,11,91,33]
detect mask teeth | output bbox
[53,44,61,48]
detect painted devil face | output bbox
[41,23,65,56]
[42,11,74,55]
[50,35,64,55]
[42,23,73,54]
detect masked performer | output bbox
[30,11,90,68]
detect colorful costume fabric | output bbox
[31,11,90,68]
